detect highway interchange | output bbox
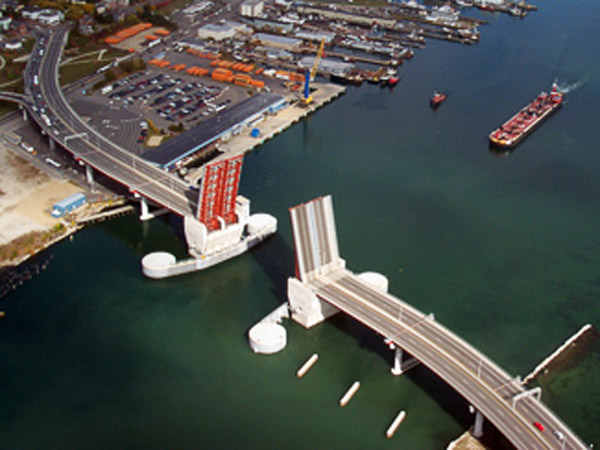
[23,27,198,218]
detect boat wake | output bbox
[555,78,585,94]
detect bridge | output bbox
[0,91,31,106]
[287,195,588,450]
[13,26,197,218]
[0,25,276,272]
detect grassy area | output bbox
[0,56,25,91]
[58,49,128,86]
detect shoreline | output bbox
[0,82,345,271]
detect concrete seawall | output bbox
[215,83,346,159]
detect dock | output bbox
[522,324,595,385]
[188,82,345,182]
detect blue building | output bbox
[51,193,86,218]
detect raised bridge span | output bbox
[19,26,197,217]
[288,195,588,450]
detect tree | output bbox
[82,3,95,15]
[104,69,117,82]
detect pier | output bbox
[203,83,345,178]
[522,324,595,385]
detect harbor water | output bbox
[1,0,599,448]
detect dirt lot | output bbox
[0,143,82,258]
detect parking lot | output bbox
[73,65,266,155]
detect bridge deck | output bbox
[310,268,586,449]
[289,195,587,449]
[26,27,197,217]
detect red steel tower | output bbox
[196,154,244,231]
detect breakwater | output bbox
[523,324,596,385]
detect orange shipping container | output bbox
[249,80,265,89]
[212,68,233,77]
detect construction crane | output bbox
[302,38,325,106]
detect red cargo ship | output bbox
[489,83,564,148]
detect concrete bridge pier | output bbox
[85,164,96,191]
[391,345,403,376]
[473,409,484,438]
[21,107,27,121]
[386,341,420,376]
[48,137,55,151]
[139,196,153,221]
[135,194,168,222]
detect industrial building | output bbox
[297,5,396,27]
[250,18,294,34]
[294,30,336,44]
[182,1,212,15]
[197,21,250,41]
[51,193,86,218]
[298,56,353,77]
[144,93,287,170]
[253,33,301,50]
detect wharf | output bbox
[188,82,345,182]
[325,50,399,67]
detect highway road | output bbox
[310,269,588,449]
[25,27,198,218]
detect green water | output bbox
[1,1,600,448]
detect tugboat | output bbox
[388,75,400,87]
[489,82,564,149]
[430,91,447,108]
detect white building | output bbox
[0,15,11,31]
[183,1,212,16]
[21,6,42,21]
[197,21,250,41]
[426,5,459,23]
[240,0,263,18]
[2,39,23,51]
[38,9,64,26]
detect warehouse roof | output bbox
[143,93,285,169]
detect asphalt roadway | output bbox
[310,269,588,450]
[28,27,197,217]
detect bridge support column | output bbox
[22,108,27,121]
[48,137,55,151]
[473,410,484,438]
[85,164,95,190]
[386,341,420,376]
[391,346,403,376]
[140,197,152,221]
[135,195,168,222]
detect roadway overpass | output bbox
[12,26,197,218]
[288,195,589,450]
